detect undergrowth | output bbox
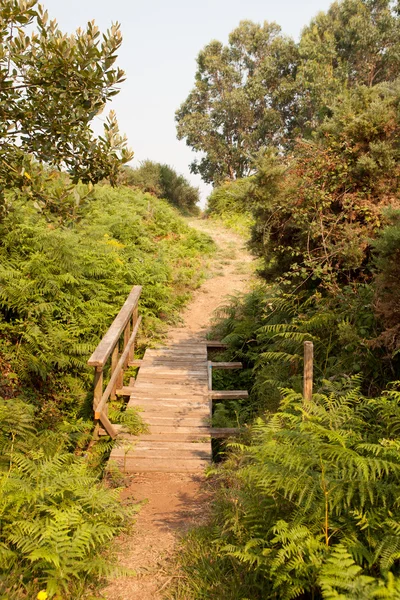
[173,381,400,599]
[0,184,214,422]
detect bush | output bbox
[0,397,130,599]
[121,161,200,215]
[206,178,254,235]
[175,381,400,599]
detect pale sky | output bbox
[44,0,333,202]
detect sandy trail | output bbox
[102,219,253,600]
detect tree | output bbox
[0,0,133,216]
[295,0,400,134]
[175,20,298,185]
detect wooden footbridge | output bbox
[88,286,248,472]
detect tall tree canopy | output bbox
[177,1,400,185]
[175,20,298,185]
[0,0,133,215]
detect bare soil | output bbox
[101,219,254,600]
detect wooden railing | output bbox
[87,285,142,439]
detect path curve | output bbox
[102,219,253,600]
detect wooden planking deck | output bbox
[109,337,212,473]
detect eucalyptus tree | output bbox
[175,20,298,185]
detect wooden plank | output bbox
[210,427,241,438]
[138,436,210,443]
[132,404,209,414]
[210,390,249,400]
[128,359,143,367]
[146,425,210,434]
[94,317,142,419]
[88,285,142,367]
[132,441,211,451]
[112,458,209,473]
[110,344,119,401]
[206,340,228,349]
[133,383,207,392]
[145,348,206,356]
[114,447,211,459]
[211,362,243,369]
[115,386,135,396]
[145,416,210,427]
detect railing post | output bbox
[110,345,119,401]
[123,321,130,370]
[129,306,138,364]
[303,341,314,407]
[93,367,103,440]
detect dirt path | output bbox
[102,219,254,600]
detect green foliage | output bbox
[0,396,132,598]
[206,178,254,236]
[176,20,298,184]
[177,2,400,185]
[0,183,214,418]
[0,1,133,216]
[121,160,200,215]
[175,382,400,599]
[249,82,400,291]
[373,209,400,356]
[297,0,400,133]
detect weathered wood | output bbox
[138,433,211,442]
[101,329,250,472]
[115,386,136,396]
[210,390,249,400]
[93,368,103,410]
[144,416,210,427]
[211,362,243,369]
[210,427,241,438]
[98,411,118,439]
[88,285,142,367]
[110,457,208,473]
[110,344,119,401]
[303,341,314,405]
[206,340,228,349]
[94,316,142,419]
[123,320,131,369]
[128,359,143,367]
[129,306,138,363]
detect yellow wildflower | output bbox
[37,591,48,600]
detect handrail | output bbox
[94,316,142,419]
[87,285,142,439]
[88,285,142,367]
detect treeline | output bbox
[174,1,400,598]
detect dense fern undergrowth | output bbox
[0,182,214,598]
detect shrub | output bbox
[175,381,400,599]
[121,161,200,214]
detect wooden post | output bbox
[123,322,130,369]
[303,341,314,406]
[93,367,103,440]
[93,367,103,409]
[129,307,138,364]
[110,345,119,401]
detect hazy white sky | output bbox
[44,0,333,201]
